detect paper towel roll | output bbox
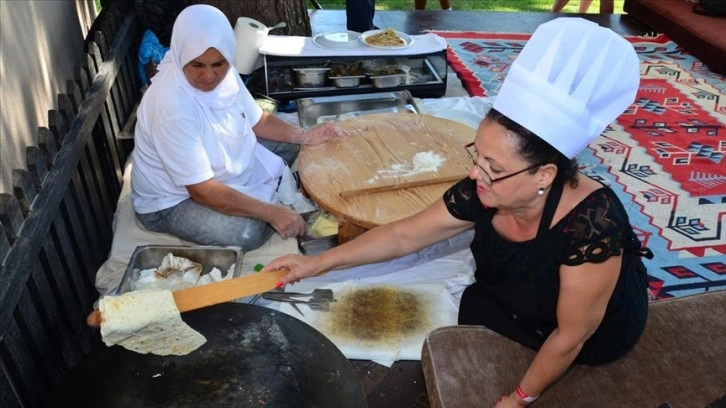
[234,17,267,75]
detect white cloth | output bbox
[131,4,285,213]
[258,33,447,58]
[419,95,492,129]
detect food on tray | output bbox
[308,212,339,238]
[99,289,206,356]
[362,60,407,77]
[331,62,364,77]
[295,63,330,69]
[155,253,202,278]
[133,253,234,292]
[367,67,406,77]
[364,29,406,47]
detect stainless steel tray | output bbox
[297,90,421,129]
[115,245,243,295]
[296,211,339,255]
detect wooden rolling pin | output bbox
[339,174,464,198]
[86,269,288,327]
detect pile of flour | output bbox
[371,151,445,181]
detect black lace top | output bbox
[444,177,649,364]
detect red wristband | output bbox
[515,385,539,403]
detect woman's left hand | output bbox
[301,121,348,145]
[493,393,527,408]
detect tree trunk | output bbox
[191,0,311,36]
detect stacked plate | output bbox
[312,31,362,50]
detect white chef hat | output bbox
[492,18,640,159]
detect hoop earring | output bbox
[537,187,545,196]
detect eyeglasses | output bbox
[465,142,541,186]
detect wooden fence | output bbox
[0,2,142,406]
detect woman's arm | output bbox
[186,178,305,239]
[498,256,622,407]
[251,111,302,143]
[252,112,346,146]
[263,198,473,284]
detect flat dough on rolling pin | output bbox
[99,289,206,356]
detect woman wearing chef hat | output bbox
[264,17,652,406]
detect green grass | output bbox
[316,0,625,13]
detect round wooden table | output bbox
[299,113,477,242]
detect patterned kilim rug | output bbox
[431,31,726,300]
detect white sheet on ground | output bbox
[276,281,459,366]
[270,240,475,367]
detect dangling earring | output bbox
[537,187,545,196]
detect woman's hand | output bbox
[493,393,528,408]
[261,253,323,285]
[269,205,306,239]
[301,121,348,145]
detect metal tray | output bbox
[297,90,421,128]
[297,211,338,255]
[370,73,406,88]
[293,67,331,87]
[329,75,366,88]
[115,245,243,295]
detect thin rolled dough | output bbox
[99,289,206,356]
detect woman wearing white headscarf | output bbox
[131,4,344,250]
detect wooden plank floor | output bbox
[307,10,651,408]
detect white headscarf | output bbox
[154,4,240,110]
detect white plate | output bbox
[312,31,362,50]
[431,109,483,130]
[360,29,414,50]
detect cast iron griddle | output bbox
[44,303,367,407]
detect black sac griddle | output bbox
[44,303,367,408]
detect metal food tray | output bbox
[297,90,421,129]
[297,211,339,255]
[115,245,243,295]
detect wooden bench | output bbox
[421,291,726,407]
[0,2,143,406]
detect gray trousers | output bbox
[136,139,300,252]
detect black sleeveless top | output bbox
[444,177,650,364]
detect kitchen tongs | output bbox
[264,288,335,301]
[262,288,335,316]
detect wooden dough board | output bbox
[299,113,476,236]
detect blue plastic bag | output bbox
[137,29,169,86]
